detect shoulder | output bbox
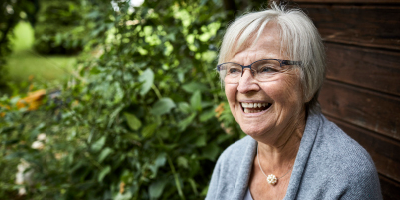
[212,135,255,177]
[314,116,375,170]
[301,114,382,199]
[206,136,255,200]
[217,136,254,165]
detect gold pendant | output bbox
[267,174,277,185]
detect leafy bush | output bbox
[33,0,86,54]
[1,0,248,199]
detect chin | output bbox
[239,124,270,137]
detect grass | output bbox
[5,21,77,85]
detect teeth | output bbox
[241,102,269,108]
[242,102,271,114]
[243,108,265,113]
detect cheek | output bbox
[224,84,238,113]
[268,76,304,106]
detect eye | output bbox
[229,68,240,73]
[259,66,278,73]
[226,65,242,75]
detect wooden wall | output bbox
[293,0,400,199]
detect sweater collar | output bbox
[231,113,322,200]
[284,113,321,200]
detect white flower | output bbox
[16,159,32,196]
[37,133,46,141]
[31,141,45,150]
[18,187,27,196]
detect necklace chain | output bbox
[256,144,293,184]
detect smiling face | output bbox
[225,23,307,144]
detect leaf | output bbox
[202,143,220,161]
[177,156,188,169]
[188,178,198,195]
[194,134,206,147]
[150,98,176,116]
[139,68,154,95]
[178,72,184,83]
[148,177,168,199]
[98,147,113,163]
[149,153,167,178]
[107,104,124,128]
[142,123,157,138]
[178,102,191,114]
[124,112,141,131]
[201,185,209,196]
[178,113,196,132]
[216,134,232,144]
[199,108,216,122]
[155,153,167,168]
[190,90,202,111]
[92,136,106,152]
[98,166,111,182]
[182,82,208,93]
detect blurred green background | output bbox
[0,0,265,199]
[7,21,75,84]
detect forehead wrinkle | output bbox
[231,50,266,65]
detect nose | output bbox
[237,69,260,93]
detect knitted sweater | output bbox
[206,113,382,200]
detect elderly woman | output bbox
[206,3,382,200]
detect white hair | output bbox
[218,2,326,114]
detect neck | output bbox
[257,108,306,171]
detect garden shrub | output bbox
[33,0,86,55]
[1,0,247,199]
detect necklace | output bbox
[257,144,293,185]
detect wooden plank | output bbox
[325,43,400,96]
[298,4,400,50]
[379,175,400,200]
[318,80,400,140]
[326,115,400,182]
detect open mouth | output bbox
[240,102,272,113]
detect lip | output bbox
[238,101,272,116]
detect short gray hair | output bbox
[218,2,325,114]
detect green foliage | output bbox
[33,0,86,54]
[0,0,39,88]
[0,0,246,199]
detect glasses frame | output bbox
[217,59,302,77]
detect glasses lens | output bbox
[220,63,242,83]
[253,60,281,81]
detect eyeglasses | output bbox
[217,59,302,84]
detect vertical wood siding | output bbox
[293,0,400,199]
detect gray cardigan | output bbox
[206,113,382,199]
